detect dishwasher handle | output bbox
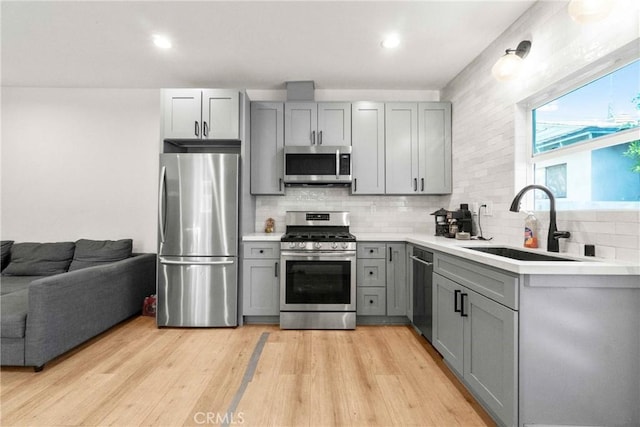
[410,255,433,267]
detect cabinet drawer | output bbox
[357,259,386,287]
[243,242,280,259]
[434,253,519,310]
[357,287,386,316]
[357,243,386,259]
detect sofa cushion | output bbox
[0,288,29,338]
[2,242,75,276]
[0,276,45,296]
[1,240,13,271]
[68,239,132,271]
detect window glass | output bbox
[533,60,639,155]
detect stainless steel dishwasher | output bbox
[411,247,434,342]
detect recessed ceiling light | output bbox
[153,35,172,49]
[381,34,400,49]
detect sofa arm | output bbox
[24,253,156,368]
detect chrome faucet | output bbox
[509,184,571,253]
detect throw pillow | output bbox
[68,239,133,271]
[1,240,14,271]
[3,242,76,276]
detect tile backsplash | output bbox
[255,187,449,235]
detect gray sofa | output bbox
[1,239,156,371]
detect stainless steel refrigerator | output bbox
[157,153,239,327]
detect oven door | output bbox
[280,251,356,312]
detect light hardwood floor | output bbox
[1,316,494,426]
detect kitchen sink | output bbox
[465,246,579,262]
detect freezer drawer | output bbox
[157,256,237,327]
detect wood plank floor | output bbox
[1,316,494,426]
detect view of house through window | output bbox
[532,59,640,210]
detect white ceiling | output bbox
[1,1,537,90]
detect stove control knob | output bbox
[331,242,338,249]
[298,242,305,248]
[314,242,322,249]
[289,242,296,248]
[341,242,349,249]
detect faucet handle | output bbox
[553,231,571,239]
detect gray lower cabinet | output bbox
[433,254,518,427]
[356,242,407,318]
[242,242,280,316]
[356,243,386,316]
[386,243,407,316]
[250,102,284,195]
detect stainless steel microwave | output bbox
[284,146,352,185]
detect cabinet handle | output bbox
[460,293,468,317]
[413,178,418,191]
[203,121,209,137]
[259,249,264,254]
[389,247,393,262]
[369,271,374,275]
[311,130,316,145]
[421,178,424,192]
[454,289,461,313]
[279,178,283,192]
[369,299,374,304]
[195,121,199,137]
[354,178,357,192]
[369,249,374,254]
[319,130,323,145]
[275,262,278,277]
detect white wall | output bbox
[1,88,160,252]
[441,0,640,262]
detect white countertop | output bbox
[243,232,639,276]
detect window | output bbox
[531,59,640,210]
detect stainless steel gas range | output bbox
[279,211,356,330]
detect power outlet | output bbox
[481,202,493,216]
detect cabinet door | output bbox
[250,102,284,195]
[202,89,240,139]
[242,259,280,316]
[284,102,317,145]
[386,243,407,316]
[463,288,517,427]
[418,102,451,194]
[351,102,385,194]
[385,103,419,194]
[162,89,202,139]
[432,273,464,375]
[317,102,351,146]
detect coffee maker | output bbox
[431,204,473,238]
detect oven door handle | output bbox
[281,251,356,258]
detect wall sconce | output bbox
[491,40,532,82]
[567,0,614,24]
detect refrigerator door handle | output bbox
[159,257,235,266]
[158,166,167,243]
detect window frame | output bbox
[520,53,640,211]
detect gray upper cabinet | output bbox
[385,103,419,194]
[385,102,452,195]
[418,102,451,194]
[250,102,284,195]
[351,102,385,194]
[285,102,351,146]
[161,89,239,140]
